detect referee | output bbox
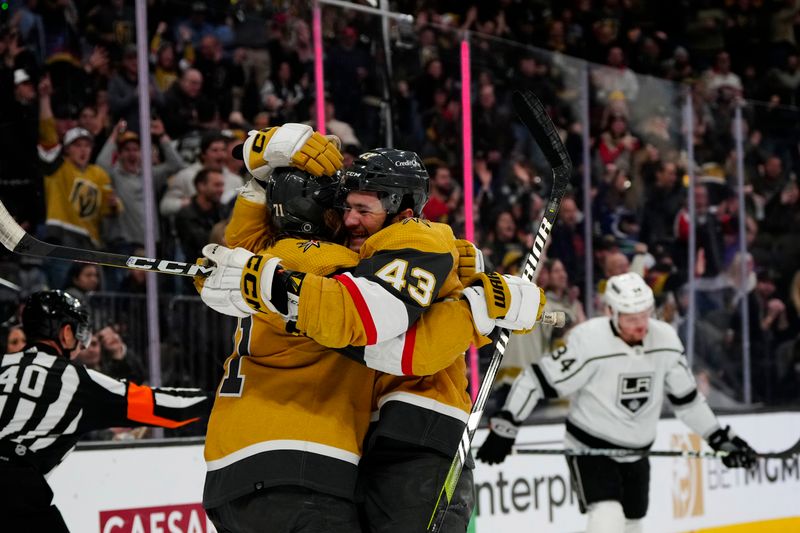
[0,290,211,532]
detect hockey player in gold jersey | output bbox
[195,126,366,532]
[198,125,545,532]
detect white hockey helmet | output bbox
[604,272,654,316]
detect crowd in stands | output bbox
[1,0,800,428]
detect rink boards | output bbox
[50,411,800,533]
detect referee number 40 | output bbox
[0,364,47,398]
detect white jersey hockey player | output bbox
[476,272,756,533]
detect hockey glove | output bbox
[196,244,305,321]
[461,272,545,335]
[476,410,520,465]
[455,239,485,285]
[195,245,258,318]
[235,124,344,181]
[708,426,757,469]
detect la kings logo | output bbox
[617,373,653,415]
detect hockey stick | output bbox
[0,195,568,326]
[512,436,800,459]
[0,277,22,292]
[427,90,572,532]
[0,199,213,277]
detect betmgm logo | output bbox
[671,433,704,518]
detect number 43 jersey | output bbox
[295,218,474,458]
[504,317,720,453]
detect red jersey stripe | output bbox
[333,274,378,345]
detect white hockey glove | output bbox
[195,244,304,321]
[476,410,520,465]
[234,124,343,182]
[461,272,545,336]
[195,245,258,318]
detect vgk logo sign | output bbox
[617,374,652,414]
[671,433,704,518]
[69,178,100,218]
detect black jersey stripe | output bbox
[643,347,683,355]
[18,365,80,441]
[532,363,559,399]
[566,419,653,451]
[13,357,70,441]
[668,388,698,406]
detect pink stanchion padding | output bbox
[312,4,326,135]
[460,38,479,402]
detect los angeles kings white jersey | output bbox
[504,317,720,453]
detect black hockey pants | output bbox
[206,485,363,533]
[357,438,474,533]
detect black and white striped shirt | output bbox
[0,344,210,474]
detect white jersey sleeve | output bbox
[504,324,598,422]
[665,353,720,439]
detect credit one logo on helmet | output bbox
[671,433,704,519]
[394,159,421,168]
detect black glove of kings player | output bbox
[476,410,520,465]
[708,425,757,469]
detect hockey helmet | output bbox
[22,290,91,351]
[266,167,339,238]
[339,148,430,217]
[604,272,655,320]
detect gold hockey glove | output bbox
[455,239,485,285]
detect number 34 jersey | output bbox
[505,317,719,452]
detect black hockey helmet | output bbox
[339,148,430,217]
[22,290,91,351]
[266,167,339,238]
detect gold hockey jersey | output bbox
[42,158,119,247]
[295,219,475,457]
[203,198,374,508]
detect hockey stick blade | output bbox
[0,199,214,277]
[427,90,572,532]
[757,434,800,459]
[512,90,571,170]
